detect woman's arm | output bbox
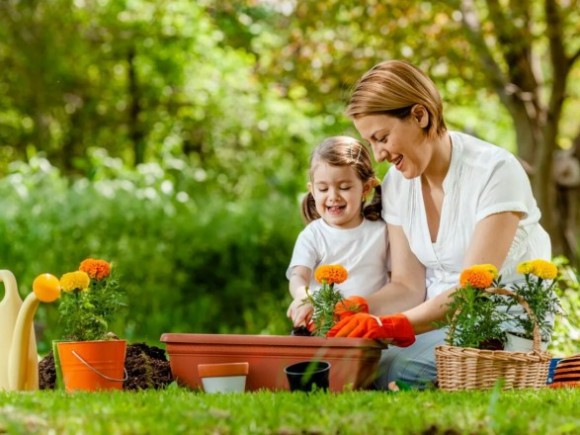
[367,224,427,315]
[404,211,522,334]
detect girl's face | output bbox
[353,108,431,179]
[308,161,368,229]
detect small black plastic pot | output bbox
[284,360,331,392]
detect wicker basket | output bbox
[435,287,551,391]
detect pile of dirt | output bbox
[123,342,173,390]
[39,342,173,390]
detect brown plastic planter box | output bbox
[160,333,382,392]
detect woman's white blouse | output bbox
[382,131,551,300]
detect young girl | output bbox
[286,136,389,329]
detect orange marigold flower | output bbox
[60,271,90,292]
[529,259,558,280]
[459,264,496,289]
[315,264,348,285]
[79,258,111,280]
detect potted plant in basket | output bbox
[442,264,508,350]
[436,263,553,391]
[504,259,562,352]
[40,258,127,392]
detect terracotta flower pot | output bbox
[57,340,127,392]
[160,333,382,392]
[198,362,249,393]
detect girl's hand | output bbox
[287,299,313,327]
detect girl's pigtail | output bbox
[301,192,320,224]
[363,184,382,221]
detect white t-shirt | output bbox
[382,131,551,300]
[286,218,389,297]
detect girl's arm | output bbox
[404,211,522,334]
[289,265,311,300]
[287,265,313,326]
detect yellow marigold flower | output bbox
[517,261,534,275]
[315,264,348,285]
[472,264,498,279]
[79,258,111,280]
[60,271,90,292]
[459,265,496,289]
[530,259,558,280]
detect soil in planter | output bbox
[478,338,505,351]
[38,342,173,390]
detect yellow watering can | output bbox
[0,269,61,391]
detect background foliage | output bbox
[0,0,578,353]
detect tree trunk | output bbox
[460,0,578,262]
[554,132,580,265]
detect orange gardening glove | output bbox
[326,312,416,347]
[327,312,380,338]
[334,296,369,321]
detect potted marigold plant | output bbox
[58,258,125,341]
[443,264,508,350]
[436,263,553,391]
[305,264,348,337]
[160,264,383,391]
[504,259,561,352]
[43,258,127,392]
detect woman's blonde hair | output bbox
[301,136,382,223]
[346,60,447,138]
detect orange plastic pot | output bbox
[160,333,382,392]
[57,340,127,392]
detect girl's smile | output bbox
[308,161,367,229]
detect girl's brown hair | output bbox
[301,136,382,223]
[346,60,447,138]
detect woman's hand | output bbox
[327,312,416,347]
[334,296,369,320]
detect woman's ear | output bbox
[412,104,429,129]
[307,182,313,195]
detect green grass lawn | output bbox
[1,385,579,434]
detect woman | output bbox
[328,60,551,388]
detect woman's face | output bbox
[308,161,366,229]
[353,109,430,179]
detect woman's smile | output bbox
[393,155,404,170]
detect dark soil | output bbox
[290,326,312,336]
[39,342,173,390]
